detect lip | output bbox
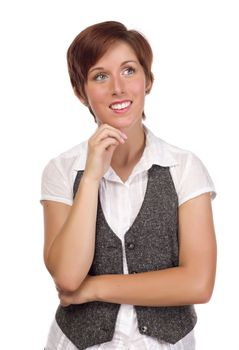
[109,99,132,114]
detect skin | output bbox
[42,41,217,308]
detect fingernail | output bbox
[121,133,128,139]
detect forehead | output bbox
[91,41,138,67]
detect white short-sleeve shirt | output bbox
[41,126,216,350]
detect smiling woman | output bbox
[41,21,216,350]
[67,21,154,123]
[84,41,149,130]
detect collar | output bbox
[143,126,178,168]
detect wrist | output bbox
[81,173,101,185]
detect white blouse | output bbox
[41,126,216,350]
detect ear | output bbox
[145,79,153,94]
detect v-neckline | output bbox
[97,165,156,241]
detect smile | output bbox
[109,100,132,111]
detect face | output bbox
[83,41,151,130]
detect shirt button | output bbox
[127,242,135,250]
[140,325,148,333]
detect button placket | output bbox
[118,183,131,233]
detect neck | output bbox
[111,123,146,169]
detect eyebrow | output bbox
[88,60,138,74]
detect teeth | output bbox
[111,101,131,110]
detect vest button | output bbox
[127,242,135,250]
[140,325,148,333]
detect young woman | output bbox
[41,21,217,350]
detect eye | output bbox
[94,72,108,81]
[122,66,136,76]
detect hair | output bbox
[67,21,154,120]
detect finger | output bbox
[92,125,127,144]
[94,132,125,147]
[100,125,127,140]
[101,124,127,139]
[96,124,125,135]
[106,143,119,154]
[97,137,120,151]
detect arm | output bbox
[42,176,99,292]
[59,192,217,306]
[43,125,127,292]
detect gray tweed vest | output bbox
[56,165,197,349]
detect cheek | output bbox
[131,77,147,96]
[87,87,108,108]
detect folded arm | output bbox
[59,192,217,307]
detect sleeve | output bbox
[176,152,216,206]
[40,157,73,206]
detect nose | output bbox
[111,75,125,96]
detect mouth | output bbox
[109,100,132,112]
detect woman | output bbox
[41,21,217,350]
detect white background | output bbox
[0,0,238,349]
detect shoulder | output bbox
[43,140,88,177]
[151,135,216,206]
[145,128,198,168]
[164,140,208,177]
[161,140,211,182]
[148,129,203,170]
[161,138,197,164]
[40,140,88,205]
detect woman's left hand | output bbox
[57,275,96,307]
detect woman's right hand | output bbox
[83,124,127,181]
